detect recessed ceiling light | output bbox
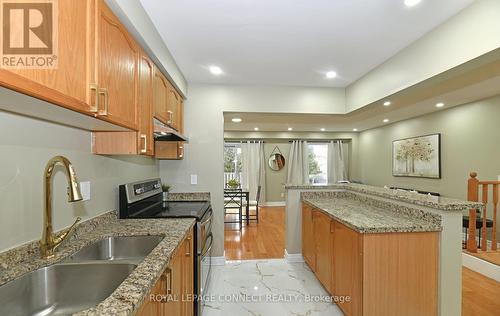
[209,65,223,75]
[435,102,445,108]
[326,71,337,79]
[353,128,358,132]
[383,118,390,123]
[232,118,242,123]
[254,127,259,131]
[320,128,326,131]
[287,127,293,131]
[404,0,421,7]
[383,101,391,106]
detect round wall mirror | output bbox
[268,153,286,171]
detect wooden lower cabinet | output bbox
[332,221,363,316]
[302,204,316,270]
[302,203,438,316]
[137,229,194,316]
[313,211,334,293]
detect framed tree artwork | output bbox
[392,134,441,179]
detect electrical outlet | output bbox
[80,181,91,201]
[190,175,198,185]
[281,192,285,198]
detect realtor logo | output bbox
[1,0,58,68]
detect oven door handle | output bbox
[200,208,213,227]
[201,233,213,258]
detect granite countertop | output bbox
[286,183,483,211]
[0,212,196,316]
[303,194,442,234]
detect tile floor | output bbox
[202,259,344,316]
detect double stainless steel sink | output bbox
[0,235,163,316]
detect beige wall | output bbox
[263,142,290,202]
[0,112,159,252]
[357,95,500,236]
[346,0,500,111]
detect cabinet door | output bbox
[153,68,169,124]
[302,204,316,271]
[182,230,194,316]
[0,0,97,114]
[177,99,184,133]
[333,221,363,316]
[162,250,183,315]
[95,0,138,129]
[155,142,184,160]
[136,270,166,316]
[167,84,179,130]
[138,54,154,156]
[313,211,334,294]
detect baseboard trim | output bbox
[462,252,500,282]
[210,252,226,266]
[284,249,304,263]
[262,201,286,207]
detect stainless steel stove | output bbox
[119,178,213,316]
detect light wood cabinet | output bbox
[137,228,194,316]
[332,221,363,316]
[153,67,169,125]
[155,142,184,160]
[0,0,97,115]
[313,211,334,294]
[182,230,194,316]
[167,84,180,130]
[94,0,139,130]
[302,204,316,270]
[92,53,154,156]
[302,203,438,316]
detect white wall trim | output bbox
[210,252,226,266]
[462,252,500,282]
[284,249,304,263]
[262,201,286,207]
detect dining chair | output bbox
[224,188,243,229]
[244,185,261,223]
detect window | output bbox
[308,143,328,185]
[224,143,242,183]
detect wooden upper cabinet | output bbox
[153,67,169,124]
[313,211,334,294]
[138,54,154,155]
[95,0,139,130]
[167,84,180,130]
[0,0,97,114]
[302,204,316,271]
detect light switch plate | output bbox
[190,175,198,185]
[80,181,91,201]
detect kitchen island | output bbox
[285,184,482,316]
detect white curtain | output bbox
[286,140,309,185]
[327,140,349,183]
[241,141,266,202]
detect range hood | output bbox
[153,118,188,142]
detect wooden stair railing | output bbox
[467,172,498,252]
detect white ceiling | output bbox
[140,0,474,87]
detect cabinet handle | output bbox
[163,268,172,295]
[185,236,191,256]
[140,134,147,153]
[89,84,99,113]
[98,88,109,116]
[167,110,173,124]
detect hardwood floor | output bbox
[462,267,500,316]
[225,206,499,316]
[224,206,285,260]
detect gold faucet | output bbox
[40,156,83,259]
